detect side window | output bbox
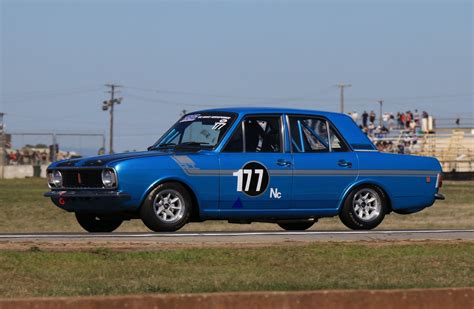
[289,117,329,153]
[244,116,282,153]
[222,123,243,152]
[329,125,349,152]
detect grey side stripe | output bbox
[171,156,439,177]
[358,170,438,176]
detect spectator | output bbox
[407,111,413,128]
[398,112,404,129]
[362,111,368,127]
[388,113,395,130]
[41,151,48,164]
[351,111,359,123]
[369,111,376,124]
[368,122,375,136]
[382,112,390,125]
[405,111,412,129]
[414,109,420,127]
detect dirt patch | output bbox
[0,239,472,252]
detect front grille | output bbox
[61,169,104,188]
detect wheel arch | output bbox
[140,177,201,221]
[338,179,393,214]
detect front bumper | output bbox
[44,190,132,213]
[435,193,445,200]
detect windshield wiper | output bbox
[148,143,176,150]
[178,142,210,146]
[149,142,210,151]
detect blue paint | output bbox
[45,107,443,225]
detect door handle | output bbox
[338,160,352,168]
[277,159,292,167]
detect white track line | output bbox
[0,230,473,239]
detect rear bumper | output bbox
[44,190,132,213]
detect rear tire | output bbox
[140,182,192,232]
[75,213,123,233]
[339,186,387,230]
[277,221,315,231]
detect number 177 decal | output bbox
[232,162,269,197]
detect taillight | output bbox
[436,173,443,189]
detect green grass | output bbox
[0,178,472,232]
[0,243,472,298]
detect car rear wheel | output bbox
[140,182,191,232]
[75,213,123,233]
[277,221,315,231]
[339,186,387,230]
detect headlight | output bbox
[47,170,63,188]
[101,169,117,188]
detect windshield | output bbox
[150,112,237,150]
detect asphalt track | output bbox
[0,229,473,246]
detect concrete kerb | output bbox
[0,288,472,309]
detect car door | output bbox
[219,114,293,211]
[288,115,358,210]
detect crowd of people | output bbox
[348,110,430,133]
[5,149,75,165]
[348,109,431,154]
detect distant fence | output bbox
[434,117,474,129]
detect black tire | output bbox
[75,213,123,233]
[339,185,387,230]
[277,221,315,231]
[140,182,192,232]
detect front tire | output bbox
[339,186,387,230]
[140,182,192,232]
[75,213,123,233]
[277,221,315,231]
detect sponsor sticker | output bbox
[180,114,201,122]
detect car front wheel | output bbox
[140,182,191,232]
[75,213,123,233]
[339,186,387,230]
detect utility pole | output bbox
[377,99,384,127]
[102,84,122,154]
[0,113,5,178]
[336,83,352,113]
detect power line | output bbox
[0,87,103,104]
[124,85,339,104]
[125,86,284,101]
[1,85,101,97]
[124,93,216,107]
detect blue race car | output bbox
[45,107,444,232]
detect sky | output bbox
[1,0,473,154]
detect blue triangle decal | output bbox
[232,197,243,209]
